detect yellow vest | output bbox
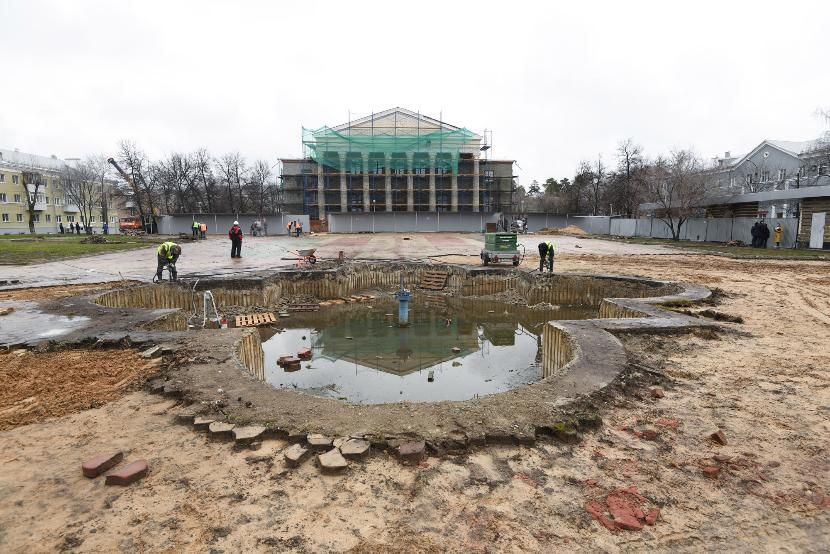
[157,242,177,260]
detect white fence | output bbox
[607,217,799,248]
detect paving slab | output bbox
[105,460,148,486]
[81,452,123,478]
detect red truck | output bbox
[118,216,143,233]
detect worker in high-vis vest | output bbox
[537,240,554,273]
[192,220,199,240]
[155,241,182,282]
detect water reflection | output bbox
[259,296,594,404]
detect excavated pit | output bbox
[3,262,714,446]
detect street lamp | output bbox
[371,199,376,233]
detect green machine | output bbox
[480,233,524,266]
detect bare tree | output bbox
[85,155,112,226]
[246,160,274,216]
[586,155,607,215]
[20,166,46,234]
[63,159,103,234]
[193,148,218,212]
[609,139,645,216]
[643,149,712,240]
[216,153,247,213]
[118,141,159,231]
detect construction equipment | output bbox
[293,248,317,267]
[480,232,524,266]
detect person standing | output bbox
[773,223,783,248]
[192,220,199,240]
[75,222,81,235]
[750,222,759,247]
[229,220,243,258]
[199,222,207,239]
[760,221,770,248]
[103,221,109,235]
[59,222,64,234]
[537,240,554,272]
[296,221,302,237]
[263,219,268,236]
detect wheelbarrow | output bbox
[294,248,317,266]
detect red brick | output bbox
[702,465,721,478]
[641,429,659,441]
[710,430,728,445]
[613,513,643,531]
[644,508,660,525]
[650,387,664,398]
[397,440,426,463]
[81,452,123,478]
[585,502,617,532]
[656,418,681,429]
[105,460,148,486]
[297,347,312,360]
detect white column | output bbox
[451,154,458,212]
[472,157,480,213]
[362,153,371,212]
[317,159,325,221]
[339,152,348,213]
[385,154,392,212]
[428,153,436,212]
[406,153,414,212]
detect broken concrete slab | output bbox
[710,430,728,445]
[193,416,215,431]
[208,421,236,440]
[318,448,348,472]
[307,433,333,450]
[283,444,310,467]
[140,346,161,359]
[82,451,123,478]
[340,438,370,459]
[105,460,148,486]
[233,425,266,445]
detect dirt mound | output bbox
[80,235,109,244]
[0,347,158,430]
[539,225,588,236]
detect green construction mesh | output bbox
[302,125,476,172]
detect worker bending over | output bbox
[537,240,554,273]
[156,241,182,282]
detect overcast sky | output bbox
[1,0,828,186]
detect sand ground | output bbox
[0,249,828,552]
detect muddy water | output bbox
[259,297,594,404]
[0,301,90,346]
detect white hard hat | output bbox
[233,221,239,225]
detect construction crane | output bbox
[107,157,151,234]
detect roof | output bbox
[0,148,69,172]
[766,140,817,156]
[330,107,482,140]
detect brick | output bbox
[318,448,348,472]
[233,425,266,445]
[644,508,660,525]
[650,387,664,398]
[307,433,333,450]
[208,421,236,440]
[713,454,732,463]
[641,429,659,441]
[340,438,370,459]
[397,440,426,463]
[703,466,721,478]
[105,460,148,486]
[297,347,312,360]
[82,452,123,478]
[710,430,728,445]
[283,444,310,467]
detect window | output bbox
[1,214,8,222]
[90,216,95,223]
[778,169,786,181]
[46,214,51,222]
[45,196,49,204]
[16,214,23,222]
[66,215,75,223]
[729,176,736,188]
[110,216,117,222]
[32,214,40,223]
[761,170,770,182]
[0,193,5,202]
[12,175,19,184]
[56,215,62,222]
[14,194,21,203]
[820,164,828,176]
[745,173,752,184]
[0,174,4,182]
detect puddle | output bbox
[0,301,90,347]
[259,297,594,403]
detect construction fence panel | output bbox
[610,219,637,237]
[328,212,501,233]
[156,214,300,236]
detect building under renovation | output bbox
[280,108,515,219]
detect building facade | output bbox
[0,148,125,234]
[280,108,515,219]
[707,138,830,218]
